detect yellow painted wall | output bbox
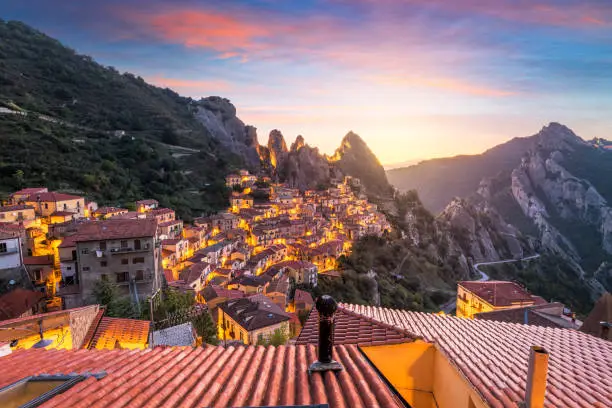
[361,341,490,408]
[432,347,489,408]
[361,341,436,408]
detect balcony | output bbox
[107,245,150,255]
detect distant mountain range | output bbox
[387,123,612,310]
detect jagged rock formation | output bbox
[267,129,288,169]
[438,197,525,262]
[194,97,261,169]
[329,132,392,196]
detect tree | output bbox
[256,327,288,346]
[92,279,137,318]
[12,169,24,188]
[192,312,219,346]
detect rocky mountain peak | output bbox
[291,135,305,152]
[536,122,585,151]
[328,131,391,197]
[267,129,288,168]
[194,97,261,169]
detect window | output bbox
[135,270,144,281]
[134,239,141,250]
[133,257,145,264]
[66,266,72,271]
[239,331,243,342]
[82,266,90,272]
[77,201,81,208]
[100,261,107,267]
[0,214,4,219]
[44,203,48,209]
[0,374,98,408]
[99,241,106,251]
[63,203,67,210]
[116,272,129,283]
[71,250,77,260]
[101,274,108,281]
[65,276,75,285]
[120,240,128,248]
[33,270,42,281]
[121,258,129,265]
[0,243,6,253]
[81,249,89,255]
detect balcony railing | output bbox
[106,245,151,255]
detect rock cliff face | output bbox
[438,197,525,262]
[194,97,261,169]
[267,129,288,169]
[430,123,612,299]
[328,132,392,197]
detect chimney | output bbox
[522,346,549,408]
[308,295,343,373]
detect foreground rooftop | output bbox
[0,344,404,407]
[342,303,612,408]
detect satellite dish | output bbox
[32,338,53,348]
[8,280,15,285]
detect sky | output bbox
[2,0,612,165]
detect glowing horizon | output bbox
[2,0,611,165]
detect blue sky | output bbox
[2,0,612,164]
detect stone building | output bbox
[73,219,161,302]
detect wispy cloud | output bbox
[369,75,518,97]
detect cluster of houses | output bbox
[0,170,390,344]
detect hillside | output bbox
[0,20,243,219]
[387,135,536,213]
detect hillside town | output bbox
[0,171,390,343]
[0,174,611,408]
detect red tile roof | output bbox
[94,207,128,215]
[0,289,44,321]
[297,307,418,347]
[25,191,83,202]
[10,187,47,196]
[343,303,612,408]
[294,289,314,306]
[475,302,578,329]
[73,219,158,241]
[89,317,150,350]
[0,345,404,407]
[459,280,542,307]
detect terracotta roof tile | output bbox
[343,303,612,408]
[74,219,158,241]
[459,280,540,307]
[25,191,83,202]
[0,289,44,321]
[296,307,418,346]
[0,345,404,407]
[89,317,150,350]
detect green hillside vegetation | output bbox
[0,20,241,218]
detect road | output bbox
[440,254,540,314]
